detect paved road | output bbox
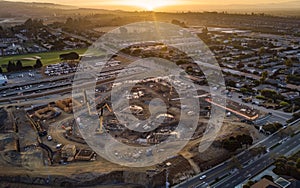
[174,122,300,188]
[214,130,300,188]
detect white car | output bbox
[199,175,207,180]
[56,143,62,149]
[47,135,53,141]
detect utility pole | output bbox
[166,168,170,188]
[166,162,171,188]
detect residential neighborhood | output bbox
[0,1,299,188]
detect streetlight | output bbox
[166,162,171,188]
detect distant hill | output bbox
[0,0,299,19]
[224,1,300,10]
[0,0,75,18]
[0,0,75,9]
[156,1,300,16]
[0,1,123,20]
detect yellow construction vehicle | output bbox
[96,103,112,134]
[83,89,94,115]
[83,89,113,133]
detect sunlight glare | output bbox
[123,0,178,11]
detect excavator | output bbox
[96,103,112,134]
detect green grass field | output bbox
[0,48,87,72]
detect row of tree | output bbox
[6,59,43,72]
[273,155,300,180]
[222,134,254,152]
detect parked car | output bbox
[56,143,63,149]
[47,135,53,141]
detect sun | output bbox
[137,1,163,11]
[124,0,177,11]
[145,4,154,11]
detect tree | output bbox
[59,52,79,61]
[247,181,255,186]
[242,134,253,147]
[260,71,268,83]
[263,122,283,134]
[7,61,12,72]
[258,47,265,56]
[34,59,43,68]
[279,126,293,139]
[261,89,277,99]
[261,175,273,181]
[240,88,248,94]
[280,101,289,107]
[262,71,268,78]
[286,74,300,84]
[65,17,74,26]
[229,156,242,169]
[223,136,242,152]
[0,67,2,73]
[16,60,23,71]
[237,62,244,69]
[296,158,300,169]
[24,18,33,27]
[171,19,187,27]
[202,26,208,35]
[226,80,236,87]
[285,59,293,67]
[7,61,16,72]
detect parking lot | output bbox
[6,70,43,84]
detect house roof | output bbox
[251,178,280,188]
[253,84,277,91]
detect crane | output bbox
[96,103,112,134]
[83,89,113,133]
[83,89,94,115]
[84,89,110,116]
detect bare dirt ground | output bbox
[179,115,264,172]
[0,183,144,188]
[0,105,265,187]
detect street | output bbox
[174,122,300,188]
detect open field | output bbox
[0,48,87,72]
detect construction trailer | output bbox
[55,98,82,113]
[61,144,76,162]
[75,149,95,161]
[34,105,61,120]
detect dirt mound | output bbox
[0,108,12,133]
[0,133,16,151]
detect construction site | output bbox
[0,73,264,187]
[0,43,265,187]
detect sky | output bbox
[5,0,296,11]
